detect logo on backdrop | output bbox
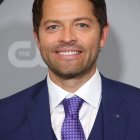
[1,0,45,68]
[0,0,4,5]
[8,41,46,68]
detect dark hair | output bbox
[0,0,4,5]
[32,0,108,35]
[89,0,108,31]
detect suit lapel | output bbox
[26,75,128,140]
[27,79,57,140]
[101,75,128,140]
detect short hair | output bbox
[32,0,108,35]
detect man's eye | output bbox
[46,25,59,30]
[76,23,89,28]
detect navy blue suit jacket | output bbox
[0,75,140,140]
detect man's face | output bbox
[35,0,109,80]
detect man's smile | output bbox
[56,51,81,56]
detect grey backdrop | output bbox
[0,0,140,99]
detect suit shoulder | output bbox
[110,79,139,92]
[102,75,140,95]
[0,79,47,137]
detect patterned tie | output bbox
[61,96,86,140]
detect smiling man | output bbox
[0,0,140,140]
[34,0,108,92]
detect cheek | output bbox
[79,34,100,49]
[39,39,56,55]
[39,30,59,45]
[41,38,55,47]
[79,35,101,61]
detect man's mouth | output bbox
[57,51,81,56]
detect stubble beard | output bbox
[40,44,100,80]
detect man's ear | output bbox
[100,24,109,48]
[33,31,41,50]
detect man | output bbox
[0,0,140,140]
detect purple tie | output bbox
[61,96,86,140]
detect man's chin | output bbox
[51,68,91,80]
[49,69,82,80]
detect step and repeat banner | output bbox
[0,0,140,98]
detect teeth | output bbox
[58,51,80,56]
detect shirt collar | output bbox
[47,69,102,113]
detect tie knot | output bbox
[63,96,83,116]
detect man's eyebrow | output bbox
[42,20,61,26]
[42,17,94,26]
[73,17,94,22]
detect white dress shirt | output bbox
[47,69,102,140]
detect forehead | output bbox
[42,0,95,19]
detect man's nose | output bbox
[58,27,77,43]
